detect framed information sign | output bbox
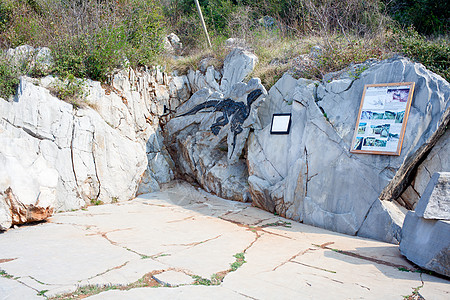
[350,82,415,155]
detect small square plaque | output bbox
[270,113,292,134]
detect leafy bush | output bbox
[0,0,164,82]
[396,28,450,81]
[0,58,19,99]
[388,0,450,35]
[49,74,89,108]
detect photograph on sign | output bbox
[270,113,292,134]
[350,82,415,155]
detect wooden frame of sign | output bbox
[350,82,415,156]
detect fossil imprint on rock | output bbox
[176,89,263,158]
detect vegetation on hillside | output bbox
[0,0,448,98]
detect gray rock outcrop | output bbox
[220,48,258,94]
[397,129,450,210]
[165,48,265,201]
[400,173,450,276]
[0,66,189,229]
[246,57,449,243]
[166,79,266,201]
[164,33,183,55]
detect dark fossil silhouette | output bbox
[177,89,263,158]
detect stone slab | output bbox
[0,182,448,300]
[153,270,194,287]
[400,211,450,277]
[0,276,43,300]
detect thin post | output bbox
[193,0,212,48]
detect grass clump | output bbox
[0,58,19,99]
[230,252,246,271]
[89,199,104,206]
[49,74,88,108]
[396,28,450,81]
[0,270,14,279]
[192,273,224,286]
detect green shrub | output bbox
[397,28,450,81]
[388,0,450,35]
[0,58,19,99]
[52,36,88,79]
[1,0,164,83]
[49,74,88,108]
[85,26,127,82]
[122,0,164,67]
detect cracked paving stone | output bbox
[0,276,43,300]
[84,285,250,299]
[0,223,138,287]
[0,183,449,300]
[79,258,167,287]
[152,270,194,287]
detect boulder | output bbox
[400,211,450,277]
[247,57,450,242]
[400,172,450,276]
[166,33,183,54]
[220,48,258,94]
[225,38,246,48]
[6,45,53,74]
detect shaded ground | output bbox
[0,181,449,299]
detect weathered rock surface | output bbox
[5,44,53,74]
[166,48,264,201]
[397,130,450,210]
[220,48,258,93]
[166,79,266,201]
[0,66,187,229]
[247,57,450,243]
[164,33,183,55]
[415,172,450,220]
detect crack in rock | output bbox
[291,260,339,275]
[166,216,196,223]
[162,234,222,248]
[312,243,417,271]
[85,261,130,281]
[272,248,316,271]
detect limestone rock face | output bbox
[0,66,184,229]
[247,57,450,242]
[164,33,183,55]
[166,79,266,201]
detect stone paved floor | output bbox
[0,181,449,300]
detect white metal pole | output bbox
[193,0,212,48]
